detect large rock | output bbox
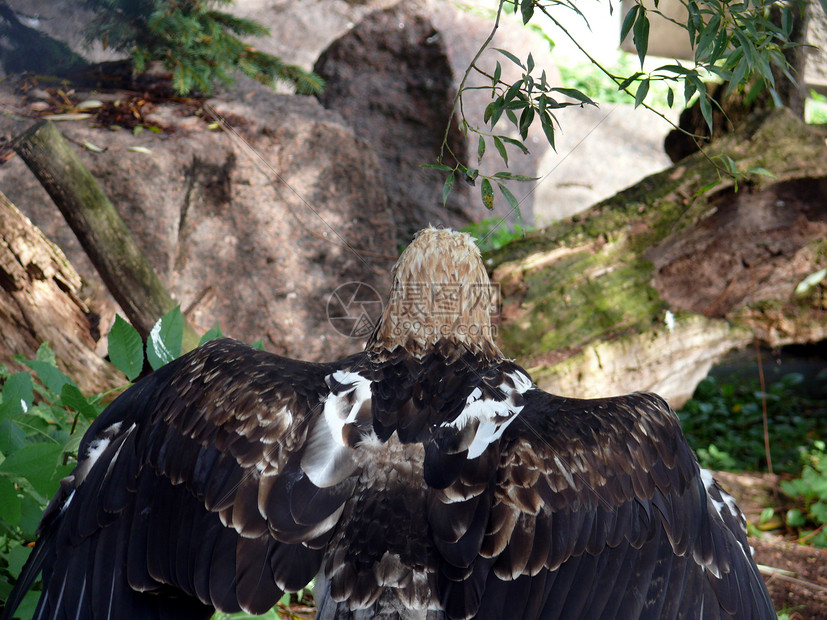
[313,1,561,239]
[314,4,469,240]
[0,80,396,362]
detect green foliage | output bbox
[807,89,827,125]
[146,305,185,369]
[81,0,324,96]
[461,218,530,253]
[108,315,144,381]
[678,373,827,474]
[0,308,233,618]
[779,440,827,547]
[557,54,673,110]
[441,0,804,210]
[0,343,108,613]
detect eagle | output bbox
[2,227,774,620]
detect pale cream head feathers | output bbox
[368,227,501,359]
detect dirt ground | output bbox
[714,471,827,618]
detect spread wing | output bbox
[429,388,776,620]
[9,338,367,620]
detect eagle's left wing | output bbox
[428,386,775,620]
[4,338,367,620]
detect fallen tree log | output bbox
[490,109,827,406]
[0,191,124,394]
[11,120,199,351]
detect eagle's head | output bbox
[368,227,501,360]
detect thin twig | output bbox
[753,334,773,476]
[439,0,506,164]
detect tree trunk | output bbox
[490,109,827,406]
[0,191,124,394]
[11,120,200,351]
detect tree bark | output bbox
[11,120,200,351]
[0,191,124,394]
[490,109,827,406]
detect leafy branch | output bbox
[81,0,324,96]
[438,0,806,214]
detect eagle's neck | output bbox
[367,228,501,360]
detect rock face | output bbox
[314,5,469,241]
[0,82,396,362]
[314,1,560,239]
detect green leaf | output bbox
[493,48,525,70]
[251,339,265,350]
[35,342,56,365]
[0,372,34,420]
[617,72,643,91]
[520,0,534,25]
[500,136,530,155]
[0,442,63,497]
[0,418,26,454]
[484,99,502,126]
[540,111,555,151]
[19,494,45,539]
[493,172,539,181]
[108,315,144,381]
[60,383,99,422]
[620,4,638,44]
[794,268,827,295]
[420,163,455,172]
[198,325,224,346]
[698,91,713,132]
[442,173,455,207]
[497,182,520,212]
[0,476,21,524]
[518,106,534,140]
[666,87,674,108]
[477,135,486,161]
[62,431,84,460]
[695,14,721,62]
[7,543,32,578]
[634,79,650,108]
[551,88,595,106]
[785,508,806,528]
[726,58,748,96]
[493,136,508,166]
[746,167,774,179]
[632,10,649,67]
[480,178,494,210]
[21,359,74,397]
[146,307,184,371]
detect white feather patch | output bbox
[301,371,372,487]
[445,369,533,459]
